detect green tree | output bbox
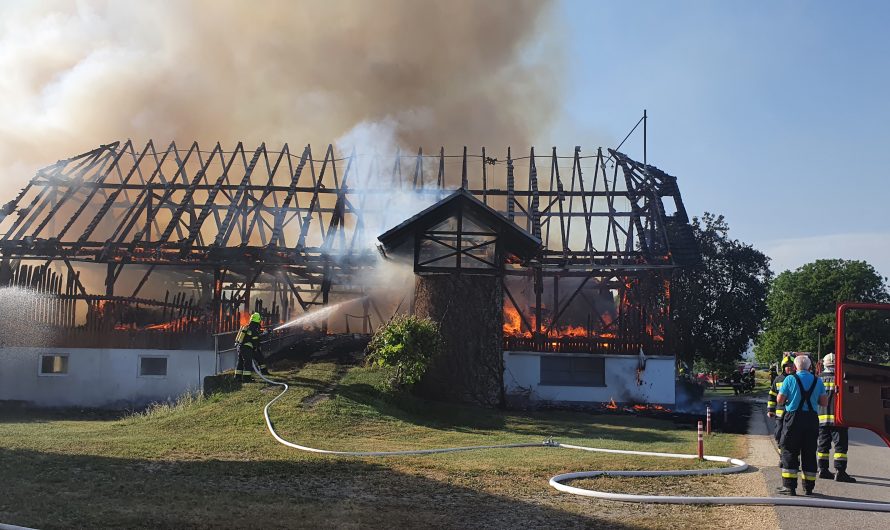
[755,259,890,365]
[671,213,772,374]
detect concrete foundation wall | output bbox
[0,347,216,409]
[503,351,676,405]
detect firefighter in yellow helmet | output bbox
[767,353,796,453]
[234,312,268,381]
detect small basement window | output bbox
[540,356,605,387]
[39,354,69,376]
[139,356,168,377]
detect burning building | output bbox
[375,146,699,407]
[0,140,697,408]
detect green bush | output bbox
[367,314,442,390]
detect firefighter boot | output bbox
[818,468,835,480]
[776,486,796,496]
[835,471,857,483]
[802,478,816,496]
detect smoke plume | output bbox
[0,0,561,201]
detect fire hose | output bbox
[253,363,890,512]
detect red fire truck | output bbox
[835,302,890,447]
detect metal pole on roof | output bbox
[643,109,647,165]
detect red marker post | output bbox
[706,405,712,435]
[697,421,704,460]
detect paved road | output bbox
[758,408,890,529]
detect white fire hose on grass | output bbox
[253,364,890,512]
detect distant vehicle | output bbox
[737,362,758,372]
[694,372,716,386]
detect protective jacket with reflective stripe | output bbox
[768,373,787,418]
[818,371,837,426]
[236,323,261,351]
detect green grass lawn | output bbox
[1,361,759,529]
[702,385,738,399]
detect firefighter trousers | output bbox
[780,410,819,491]
[235,346,267,380]
[817,426,849,472]
[773,416,784,466]
[773,416,784,445]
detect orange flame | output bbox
[504,306,623,339]
[646,323,665,342]
[601,312,614,327]
[601,400,672,413]
[556,324,588,337]
[503,306,533,337]
[144,315,199,331]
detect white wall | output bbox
[0,347,216,409]
[217,349,237,373]
[504,351,676,405]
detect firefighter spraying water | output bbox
[273,297,368,331]
[234,312,268,381]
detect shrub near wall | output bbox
[368,315,441,391]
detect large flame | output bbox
[502,278,670,342]
[503,306,532,337]
[503,305,619,339]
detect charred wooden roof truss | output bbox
[0,140,698,346]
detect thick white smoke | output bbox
[0,0,561,200]
[334,119,445,248]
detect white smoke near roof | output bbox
[330,120,435,312]
[0,0,562,200]
[0,287,55,346]
[334,119,445,252]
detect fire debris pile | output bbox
[0,141,698,351]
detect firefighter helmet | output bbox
[250,312,262,324]
[823,352,835,368]
[781,352,795,368]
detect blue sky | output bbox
[0,1,886,279]
[548,0,890,278]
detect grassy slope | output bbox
[1,362,756,529]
